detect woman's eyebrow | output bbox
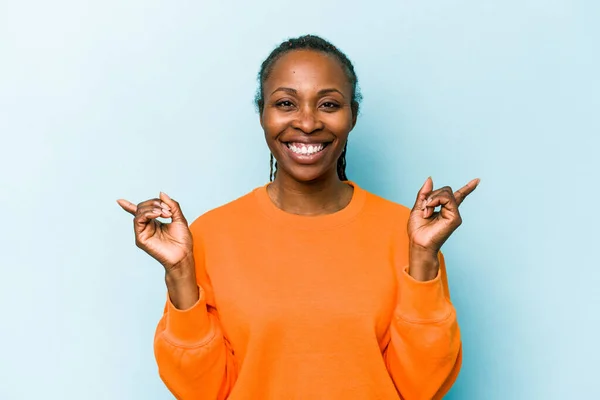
[271,87,297,96]
[270,87,346,98]
[317,88,345,98]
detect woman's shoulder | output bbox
[352,183,412,238]
[360,185,412,219]
[188,185,262,233]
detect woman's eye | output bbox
[321,102,340,109]
[276,100,294,108]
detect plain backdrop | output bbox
[1,0,598,398]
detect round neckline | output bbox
[253,180,367,230]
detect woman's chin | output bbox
[283,165,334,183]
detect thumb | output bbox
[159,192,188,224]
[116,199,137,216]
[413,176,433,211]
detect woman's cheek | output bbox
[264,113,289,137]
[327,108,353,126]
[326,117,353,136]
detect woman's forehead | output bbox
[264,50,350,93]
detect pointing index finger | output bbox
[116,199,138,216]
[454,178,480,206]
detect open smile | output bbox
[281,141,332,164]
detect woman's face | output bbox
[260,50,356,183]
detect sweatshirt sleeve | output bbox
[153,220,237,400]
[383,250,462,400]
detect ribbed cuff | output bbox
[397,265,454,322]
[164,288,213,346]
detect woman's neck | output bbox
[267,172,354,216]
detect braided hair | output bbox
[255,34,361,182]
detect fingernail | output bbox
[160,202,171,210]
[160,192,172,201]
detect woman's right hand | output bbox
[117,192,193,273]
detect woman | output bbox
[118,35,479,400]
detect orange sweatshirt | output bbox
[154,181,462,399]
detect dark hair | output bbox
[255,34,362,182]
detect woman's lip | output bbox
[280,141,330,164]
[283,141,331,145]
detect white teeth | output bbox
[287,142,325,155]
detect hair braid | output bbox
[337,142,348,181]
[269,153,277,182]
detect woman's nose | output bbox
[291,107,324,134]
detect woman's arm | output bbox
[383,250,462,399]
[382,176,477,398]
[153,225,237,400]
[117,194,237,399]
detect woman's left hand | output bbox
[408,176,480,256]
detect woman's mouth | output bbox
[282,141,331,164]
[287,142,326,155]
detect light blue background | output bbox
[1,0,598,398]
